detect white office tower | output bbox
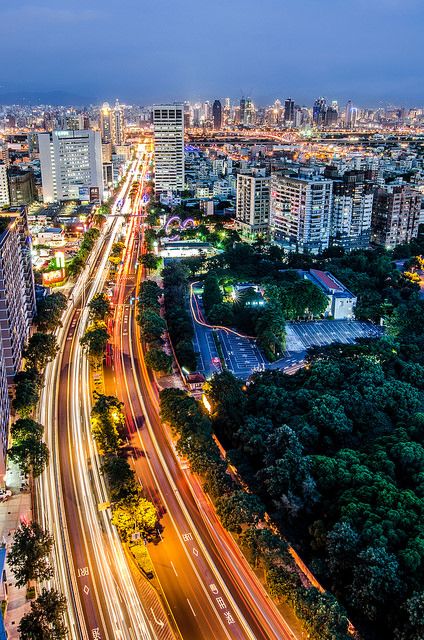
[153,104,185,196]
[270,173,333,254]
[38,130,104,203]
[112,99,124,146]
[0,164,9,206]
[236,172,270,237]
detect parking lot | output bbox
[191,290,382,380]
[285,320,382,353]
[220,331,267,378]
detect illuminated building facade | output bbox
[153,104,185,195]
[38,130,103,203]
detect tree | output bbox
[24,333,58,372]
[88,293,111,322]
[11,418,44,441]
[8,523,54,588]
[8,436,49,477]
[90,394,124,455]
[140,252,160,272]
[203,274,223,315]
[13,379,40,417]
[216,490,265,533]
[138,309,166,342]
[66,254,85,277]
[111,497,157,541]
[109,241,125,267]
[80,323,109,362]
[36,293,67,332]
[144,348,172,373]
[18,588,68,639]
[255,300,286,361]
[102,455,139,502]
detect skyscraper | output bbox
[331,171,374,251]
[270,172,333,253]
[112,100,124,146]
[100,102,112,143]
[372,184,421,249]
[38,130,104,203]
[0,211,35,378]
[345,100,357,128]
[284,98,295,125]
[236,171,270,237]
[0,164,9,206]
[212,100,222,130]
[239,97,246,125]
[153,104,185,196]
[0,336,9,476]
[313,97,327,126]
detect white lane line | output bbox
[170,561,178,577]
[187,598,197,617]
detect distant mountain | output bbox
[0,90,96,106]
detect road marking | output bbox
[192,547,199,557]
[150,607,164,628]
[83,585,90,595]
[187,598,197,617]
[78,566,89,577]
[170,560,178,577]
[182,532,193,541]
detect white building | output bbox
[236,173,270,237]
[270,173,333,254]
[38,130,104,203]
[153,104,185,196]
[0,164,9,207]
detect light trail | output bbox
[36,149,156,640]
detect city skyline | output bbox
[1,0,424,105]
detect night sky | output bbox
[1,0,423,106]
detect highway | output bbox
[37,149,161,640]
[109,172,300,639]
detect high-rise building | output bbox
[284,98,295,126]
[0,211,35,378]
[112,100,124,146]
[345,100,357,128]
[153,104,185,196]
[223,98,231,125]
[7,167,36,205]
[313,98,327,126]
[0,335,9,476]
[236,171,270,237]
[100,102,112,143]
[372,184,421,249]
[331,171,374,251]
[325,107,338,127]
[212,100,222,130]
[239,97,246,125]
[38,130,104,203]
[270,173,333,253]
[0,164,9,206]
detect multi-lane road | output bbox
[37,149,166,640]
[109,178,300,639]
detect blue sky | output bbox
[1,0,423,105]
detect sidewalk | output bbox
[0,463,32,639]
